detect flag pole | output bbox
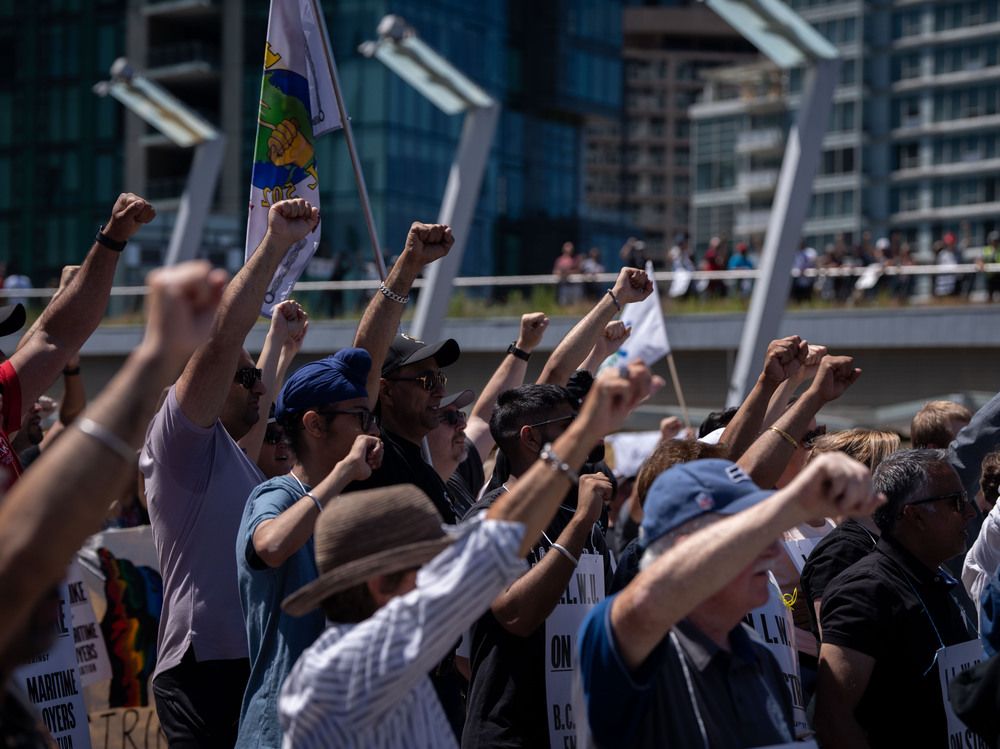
[309,0,387,281]
[665,352,691,429]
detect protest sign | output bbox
[67,561,111,687]
[937,639,987,749]
[89,706,165,749]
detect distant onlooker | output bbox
[581,247,606,300]
[2,264,31,309]
[553,241,581,305]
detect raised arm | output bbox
[239,300,308,461]
[609,453,881,671]
[720,336,807,460]
[466,312,549,458]
[10,195,154,420]
[579,320,631,375]
[353,223,454,410]
[490,472,610,636]
[0,261,224,659]
[537,267,651,387]
[175,199,318,428]
[761,344,828,430]
[738,355,861,488]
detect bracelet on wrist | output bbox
[76,417,135,462]
[540,442,580,484]
[378,282,409,305]
[550,542,579,567]
[767,426,799,449]
[63,366,81,376]
[304,491,324,514]
[95,225,127,253]
[606,288,622,311]
[507,342,531,362]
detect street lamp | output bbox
[360,15,500,342]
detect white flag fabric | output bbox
[245,0,341,315]
[601,261,671,369]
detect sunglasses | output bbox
[906,491,969,515]
[441,410,468,427]
[234,367,263,390]
[263,428,288,446]
[527,414,575,430]
[317,407,377,433]
[388,371,447,391]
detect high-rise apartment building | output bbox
[690,0,1000,255]
[586,3,754,255]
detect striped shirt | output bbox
[278,515,526,748]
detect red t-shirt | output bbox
[0,359,23,489]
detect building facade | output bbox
[690,0,1000,256]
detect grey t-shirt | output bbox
[141,386,264,677]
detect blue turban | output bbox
[275,348,371,421]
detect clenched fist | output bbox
[268,119,314,168]
[761,336,808,385]
[806,355,861,404]
[517,312,550,352]
[402,222,454,269]
[266,199,320,247]
[103,193,156,243]
[611,267,654,305]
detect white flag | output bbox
[245,0,341,315]
[601,261,671,369]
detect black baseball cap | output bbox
[382,334,460,376]
[0,304,25,338]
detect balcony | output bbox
[737,169,779,196]
[735,209,771,235]
[735,128,785,156]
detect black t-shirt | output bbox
[820,536,975,748]
[349,427,461,524]
[448,439,484,519]
[799,519,878,637]
[461,486,614,749]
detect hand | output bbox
[761,336,808,385]
[807,355,861,403]
[785,452,883,523]
[577,472,613,527]
[270,299,308,344]
[340,435,383,482]
[35,396,57,418]
[267,119,314,168]
[103,194,156,243]
[611,267,653,305]
[266,199,320,247]
[592,320,631,361]
[579,361,664,438]
[517,312,550,351]
[142,261,228,367]
[796,344,828,384]
[401,222,454,269]
[659,416,683,441]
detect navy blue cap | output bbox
[639,459,774,549]
[276,348,371,421]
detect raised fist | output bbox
[342,435,383,482]
[143,261,227,367]
[592,320,631,362]
[267,199,320,246]
[787,452,882,522]
[104,194,156,243]
[808,355,861,403]
[517,312,550,351]
[611,267,653,305]
[267,119,314,169]
[761,336,808,385]
[403,222,454,268]
[580,361,663,439]
[577,472,613,526]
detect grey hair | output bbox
[872,448,949,535]
[640,513,721,572]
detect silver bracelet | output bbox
[304,491,323,514]
[550,542,579,567]
[378,282,409,305]
[76,417,135,462]
[540,442,580,484]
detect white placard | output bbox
[545,553,605,749]
[66,561,111,687]
[937,639,986,748]
[744,572,808,739]
[14,581,92,749]
[783,537,822,575]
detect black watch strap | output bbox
[507,342,531,362]
[95,226,127,253]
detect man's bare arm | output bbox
[537,268,651,387]
[0,261,224,660]
[353,223,454,411]
[10,195,154,420]
[175,199,319,428]
[814,643,875,749]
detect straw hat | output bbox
[282,484,453,616]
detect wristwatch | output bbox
[507,342,531,362]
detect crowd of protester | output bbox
[5,193,1000,748]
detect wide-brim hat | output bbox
[382,334,460,376]
[282,484,454,616]
[0,304,26,337]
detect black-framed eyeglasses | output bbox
[317,407,377,432]
[263,427,288,446]
[441,410,468,427]
[906,491,969,515]
[234,367,262,390]
[388,371,447,391]
[527,414,575,430]
[803,424,827,448]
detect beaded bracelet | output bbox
[540,442,580,484]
